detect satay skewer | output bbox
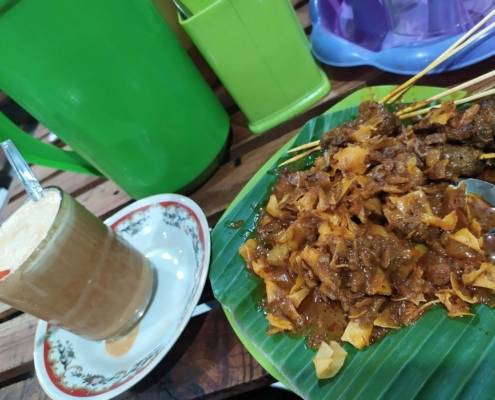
[381,9,495,104]
[282,73,495,167]
[396,70,495,117]
[287,139,321,154]
[279,147,321,167]
[399,87,495,120]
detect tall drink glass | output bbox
[0,187,154,340]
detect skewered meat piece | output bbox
[469,98,495,149]
[321,101,399,149]
[413,99,495,150]
[435,144,483,178]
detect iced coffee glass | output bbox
[0,187,154,340]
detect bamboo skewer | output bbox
[381,9,495,104]
[285,83,495,158]
[418,300,441,312]
[283,83,495,163]
[471,80,495,95]
[283,62,495,166]
[396,69,495,116]
[386,21,495,104]
[399,87,495,120]
[279,82,495,167]
[452,86,495,106]
[384,15,495,104]
[279,147,321,167]
[287,139,321,154]
[282,146,495,168]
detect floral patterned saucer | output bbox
[33,194,210,400]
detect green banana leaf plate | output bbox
[209,85,495,400]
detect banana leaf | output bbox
[209,86,494,400]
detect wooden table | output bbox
[0,2,494,398]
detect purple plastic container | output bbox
[312,0,495,74]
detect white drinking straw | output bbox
[1,139,44,201]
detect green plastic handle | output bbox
[0,0,19,14]
[179,0,216,15]
[0,112,100,176]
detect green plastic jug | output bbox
[0,0,229,199]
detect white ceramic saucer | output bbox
[33,194,210,400]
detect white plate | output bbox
[34,194,210,400]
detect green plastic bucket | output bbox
[180,0,330,133]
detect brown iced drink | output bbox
[0,187,154,340]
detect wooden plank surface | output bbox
[0,315,36,382]
[0,303,16,320]
[8,166,59,200]
[192,129,298,218]
[0,377,50,400]
[0,310,270,400]
[0,309,270,400]
[1,1,494,399]
[117,308,271,400]
[8,172,102,205]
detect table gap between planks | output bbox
[1,1,495,398]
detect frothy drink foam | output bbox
[0,190,60,276]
